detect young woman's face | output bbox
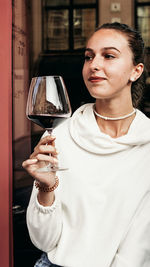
[82,29,136,100]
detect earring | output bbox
[130,77,135,82]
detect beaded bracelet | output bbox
[35,177,59,192]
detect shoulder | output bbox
[136,109,150,125]
[129,109,150,145]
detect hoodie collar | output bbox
[69,103,150,154]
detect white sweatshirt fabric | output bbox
[27,103,150,267]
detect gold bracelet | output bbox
[35,177,59,192]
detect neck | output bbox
[93,105,136,121]
[94,100,136,138]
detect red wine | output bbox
[28,115,67,129]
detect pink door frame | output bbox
[0,0,13,266]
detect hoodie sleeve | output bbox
[26,182,63,252]
[111,191,150,267]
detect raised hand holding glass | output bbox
[26,76,72,172]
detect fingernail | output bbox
[50,135,56,139]
[53,158,58,164]
[31,158,38,162]
[55,149,59,154]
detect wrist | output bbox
[37,190,55,206]
[35,177,59,192]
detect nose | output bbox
[90,56,102,71]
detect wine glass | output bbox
[26,75,72,172]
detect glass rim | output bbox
[31,75,63,79]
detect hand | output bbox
[22,135,58,187]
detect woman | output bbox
[22,22,150,267]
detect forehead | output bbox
[87,29,130,52]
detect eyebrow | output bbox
[85,47,121,53]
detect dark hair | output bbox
[95,22,146,108]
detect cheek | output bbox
[82,64,87,81]
[108,63,133,81]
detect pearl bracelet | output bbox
[35,177,59,192]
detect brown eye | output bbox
[104,54,115,59]
[84,55,93,61]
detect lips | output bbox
[88,76,106,83]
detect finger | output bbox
[22,158,57,185]
[22,158,38,168]
[30,145,58,159]
[39,135,56,146]
[38,144,58,154]
[51,138,55,147]
[35,154,58,165]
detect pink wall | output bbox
[0,0,13,266]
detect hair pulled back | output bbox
[96,22,146,108]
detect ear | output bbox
[130,63,144,82]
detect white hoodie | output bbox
[27,104,150,267]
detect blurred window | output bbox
[137,0,150,2]
[73,8,96,49]
[136,0,150,47]
[136,0,150,117]
[42,0,98,51]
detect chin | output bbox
[87,88,109,99]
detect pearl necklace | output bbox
[93,105,136,121]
